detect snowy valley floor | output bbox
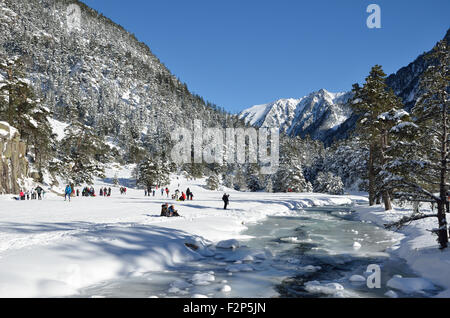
[0,171,449,298]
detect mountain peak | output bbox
[239,90,353,143]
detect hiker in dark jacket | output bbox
[35,186,44,200]
[161,203,169,217]
[222,194,230,210]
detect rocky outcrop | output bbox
[0,122,29,194]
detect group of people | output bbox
[81,187,96,197]
[99,187,112,197]
[63,185,113,201]
[119,187,127,195]
[171,188,194,201]
[145,186,172,198]
[160,203,180,217]
[158,192,230,218]
[16,186,45,201]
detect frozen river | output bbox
[75,204,439,298]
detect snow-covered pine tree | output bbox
[58,118,111,186]
[274,137,312,193]
[350,65,403,209]
[233,167,248,191]
[137,157,171,189]
[383,39,450,249]
[206,173,220,190]
[113,173,119,186]
[313,172,344,195]
[265,177,273,193]
[246,163,263,192]
[323,137,368,191]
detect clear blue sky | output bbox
[81,0,449,114]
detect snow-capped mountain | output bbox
[239,89,352,144]
[386,28,450,111]
[240,28,450,146]
[0,0,238,159]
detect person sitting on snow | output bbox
[160,203,169,217]
[168,205,180,217]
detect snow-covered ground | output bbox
[354,204,450,298]
[1,165,449,298]
[0,166,354,298]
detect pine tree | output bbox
[233,167,248,191]
[138,157,170,189]
[274,138,312,193]
[246,163,263,192]
[59,118,111,185]
[350,65,403,210]
[313,172,344,195]
[113,173,119,186]
[384,39,450,249]
[206,173,220,190]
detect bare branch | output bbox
[385,213,438,230]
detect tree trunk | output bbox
[382,191,392,211]
[369,144,375,206]
[438,93,448,249]
[437,201,448,249]
[380,133,392,211]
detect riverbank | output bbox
[354,202,450,297]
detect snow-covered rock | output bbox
[225,264,254,272]
[386,276,436,294]
[191,273,215,286]
[216,239,240,249]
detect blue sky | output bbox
[81,0,449,114]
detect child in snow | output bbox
[168,205,180,217]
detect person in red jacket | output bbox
[20,190,25,200]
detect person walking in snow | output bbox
[20,190,25,201]
[65,185,72,202]
[35,186,43,200]
[100,188,103,196]
[108,187,111,197]
[161,188,164,196]
[222,193,230,210]
[186,188,191,200]
[165,187,169,198]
